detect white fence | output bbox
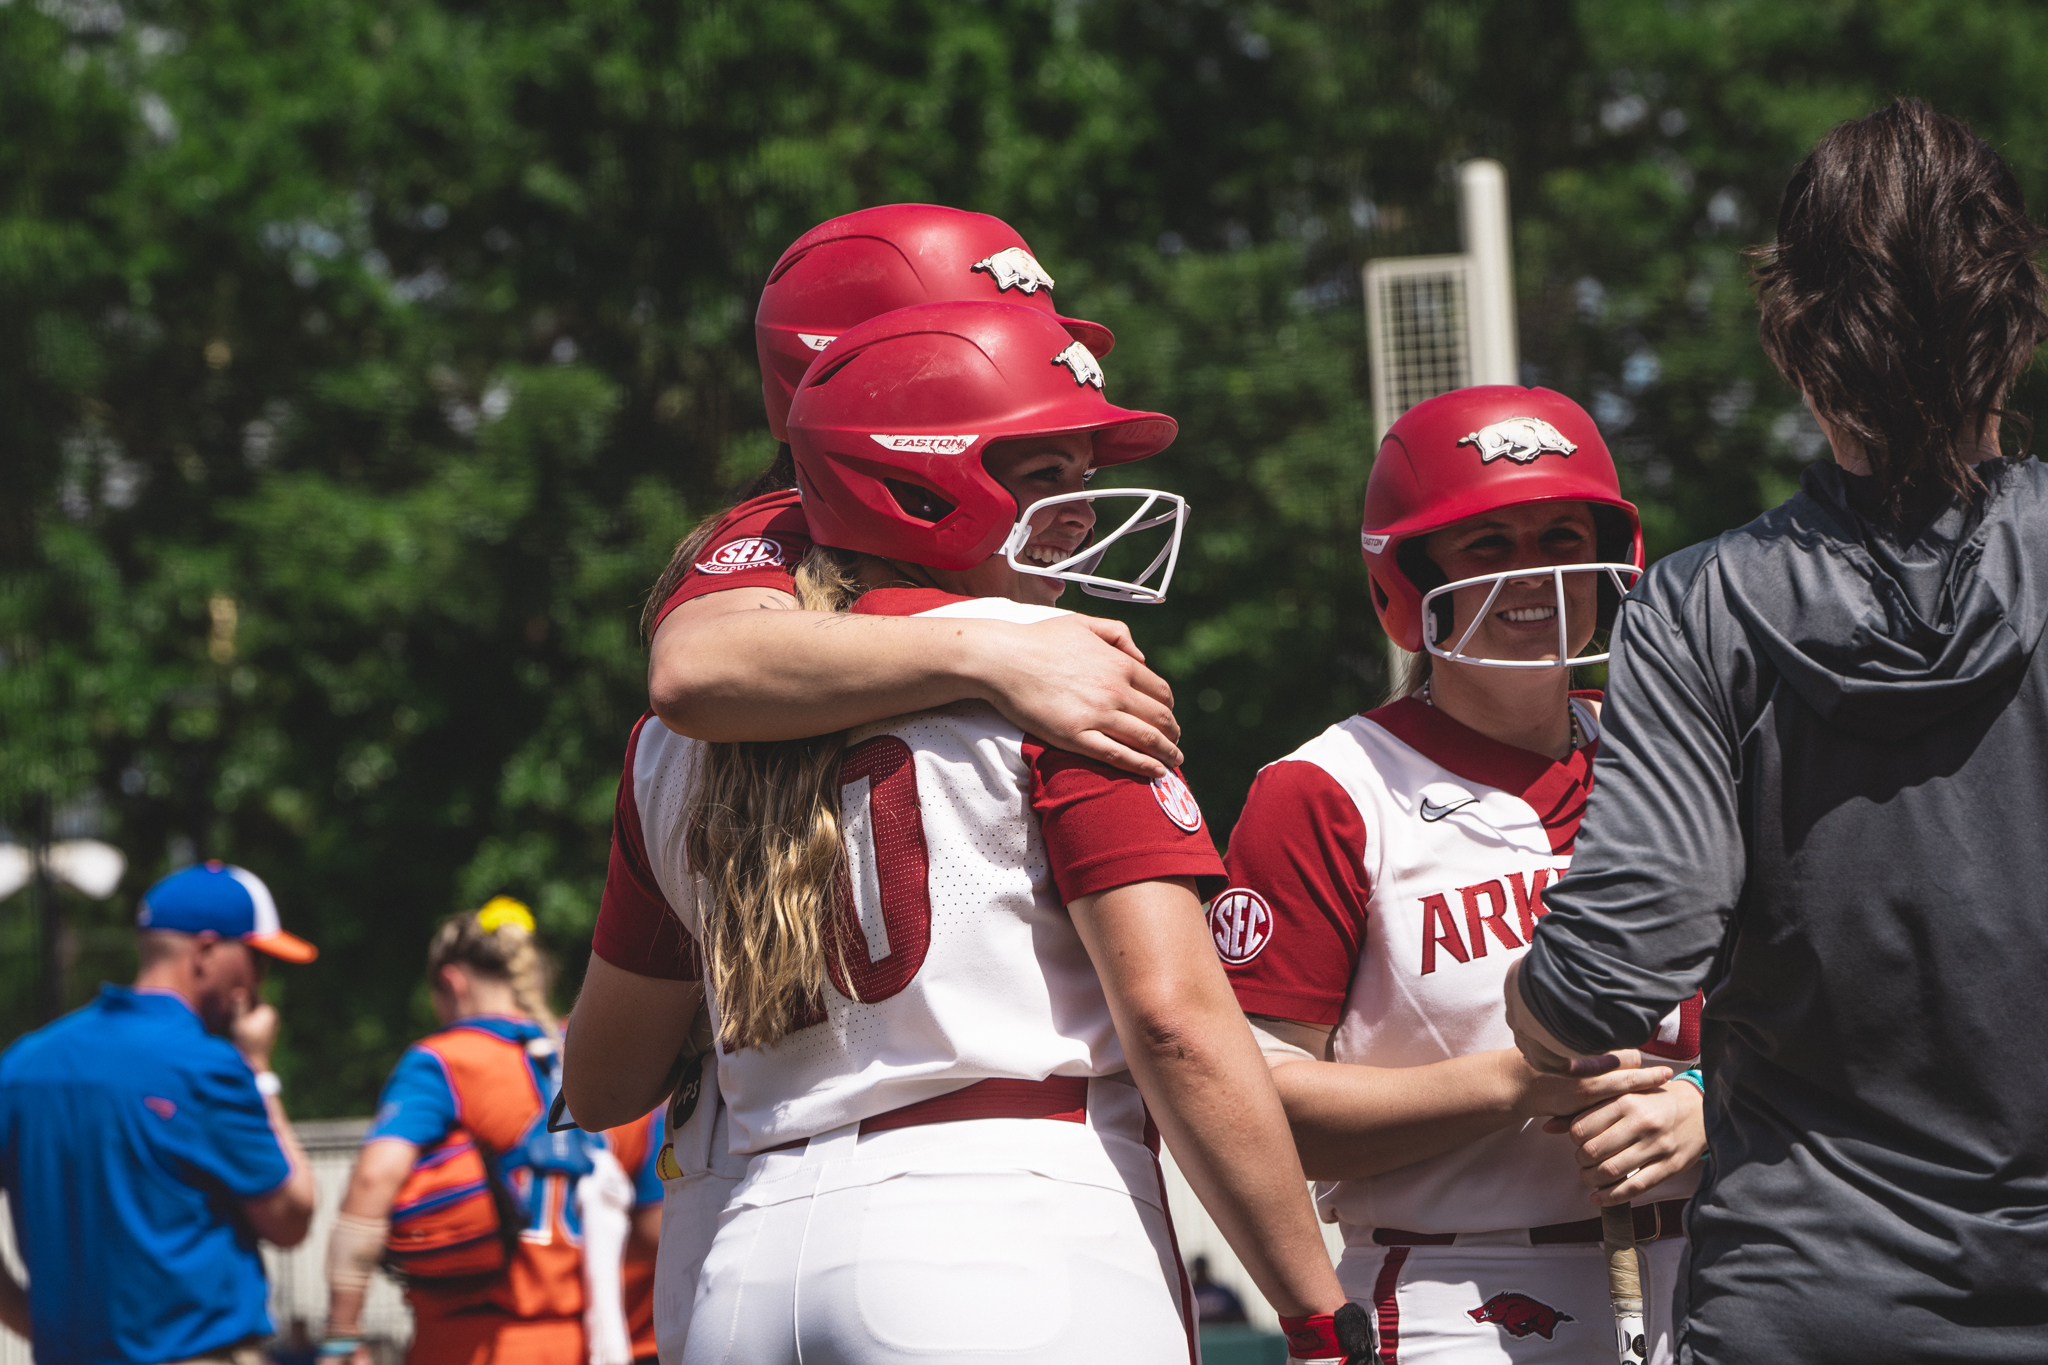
[0,1119,1329,1361]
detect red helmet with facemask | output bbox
[756,205,1115,441]
[1362,386,1644,663]
[787,302,1185,599]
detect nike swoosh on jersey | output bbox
[1419,796,1479,822]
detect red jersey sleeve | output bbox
[1024,745,1226,902]
[592,715,702,981]
[649,491,812,631]
[1215,759,1370,1026]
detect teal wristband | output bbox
[1676,1068,1704,1093]
[318,1340,362,1358]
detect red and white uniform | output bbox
[601,492,807,1360]
[1219,695,1697,1363]
[595,588,1224,1365]
[647,492,809,633]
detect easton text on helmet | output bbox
[1457,418,1579,465]
[971,247,1056,294]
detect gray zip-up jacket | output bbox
[1520,458,2048,1364]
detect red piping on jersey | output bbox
[1374,1245,1410,1364]
[765,1075,1090,1150]
[860,1075,1089,1134]
[1149,1143,1200,1365]
[1365,695,1601,855]
[850,586,979,617]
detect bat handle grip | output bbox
[1602,1203,1647,1363]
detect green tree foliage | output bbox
[4,0,2045,1111]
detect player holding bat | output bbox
[1211,385,1704,1362]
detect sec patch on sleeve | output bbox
[1152,771,1204,832]
[1207,887,1274,964]
[695,536,788,575]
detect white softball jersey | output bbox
[1214,695,1700,1239]
[593,586,1225,1365]
[603,587,1225,1158]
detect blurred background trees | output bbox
[5,0,2046,1112]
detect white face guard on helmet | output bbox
[1421,563,1644,668]
[1000,489,1188,604]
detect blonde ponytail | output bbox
[685,546,868,1051]
[1385,645,1431,707]
[427,896,560,1039]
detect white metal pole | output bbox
[1459,158,1519,386]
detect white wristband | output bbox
[254,1070,282,1097]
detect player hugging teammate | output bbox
[1216,386,1706,1363]
[564,208,1370,1365]
[562,205,1707,1365]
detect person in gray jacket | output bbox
[1503,97,2048,1363]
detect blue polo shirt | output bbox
[0,985,290,1365]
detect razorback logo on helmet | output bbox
[1052,341,1105,389]
[1207,888,1273,964]
[1152,770,1203,832]
[971,246,1056,295]
[696,537,788,575]
[798,332,837,352]
[1457,417,1579,465]
[871,434,979,455]
[1468,1292,1574,1340]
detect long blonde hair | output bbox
[426,896,559,1038]
[1385,645,1431,706]
[684,546,870,1050]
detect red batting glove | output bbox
[1281,1303,1377,1363]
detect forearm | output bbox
[564,955,701,1130]
[650,608,990,740]
[1523,595,1743,1053]
[0,1265,27,1339]
[1269,1051,1522,1180]
[1074,881,1341,1319]
[240,1087,318,1247]
[266,1092,319,1215]
[326,1285,368,1337]
[326,1141,413,1334]
[1128,1005,1341,1317]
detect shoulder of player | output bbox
[712,488,806,537]
[851,589,1071,626]
[687,492,810,577]
[1244,713,1411,803]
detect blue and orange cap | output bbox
[136,861,319,963]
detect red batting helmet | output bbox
[787,301,1175,572]
[1362,386,1643,656]
[756,205,1115,441]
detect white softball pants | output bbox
[1344,1235,1687,1363]
[679,1107,1196,1365]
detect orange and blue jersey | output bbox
[602,1109,667,1361]
[368,1016,595,1353]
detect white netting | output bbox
[1366,254,1472,439]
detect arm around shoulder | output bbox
[648,588,1182,776]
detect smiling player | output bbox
[570,300,1372,1365]
[1212,386,1703,1363]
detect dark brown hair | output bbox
[639,446,800,643]
[1751,98,2048,508]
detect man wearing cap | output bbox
[0,861,320,1365]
